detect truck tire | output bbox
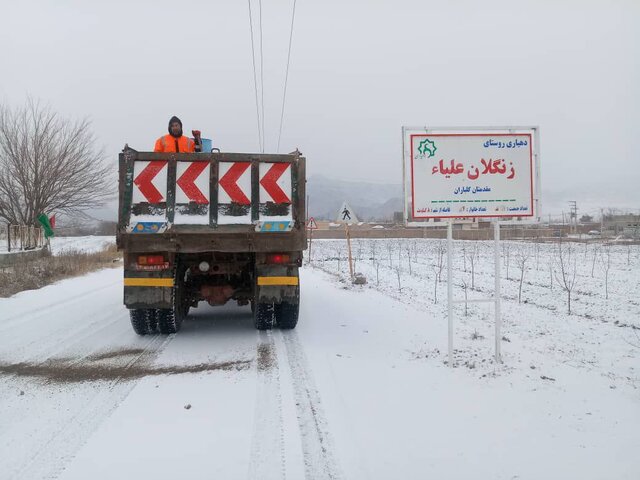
[275,302,299,329]
[254,302,274,330]
[130,309,155,335]
[157,308,181,334]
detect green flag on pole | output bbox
[37,213,54,238]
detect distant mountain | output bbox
[307,175,403,221]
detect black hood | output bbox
[168,116,183,137]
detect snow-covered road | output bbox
[0,265,638,479]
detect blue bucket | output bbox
[201,138,212,152]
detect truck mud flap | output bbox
[255,266,299,304]
[124,272,173,309]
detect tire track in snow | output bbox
[1,306,126,362]
[281,330,343,480]
[5,334,173,480]
[247,330,286,480]
[0,301,131,400]
[0,280,120,331]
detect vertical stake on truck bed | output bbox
[120,149,135,229]
[251,159,260,224]
[210,158,219,227]
[166,156,177,224]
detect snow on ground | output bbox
[0,235,114,255]
[310,238,640,379]
[0,238,638,479]
[49,235,115,255]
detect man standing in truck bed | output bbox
[154,115,200,152]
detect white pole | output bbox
[447,221,453,368]
[494,222,502,363]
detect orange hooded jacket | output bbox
[154,134,195,153]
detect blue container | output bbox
[201,138,212,152]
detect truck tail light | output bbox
[138,255,165,266]
[266,253,290,264]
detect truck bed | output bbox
[116,149,306,253]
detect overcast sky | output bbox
[1,0,638,219]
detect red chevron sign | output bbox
[219,162,251,205]
[134,161,167,203]
[177,162,209,204]
[260,163,291,203]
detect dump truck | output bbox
[116,147,306,335]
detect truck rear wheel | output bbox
[275,302,299,329]
[254,302,275,330]
[130,309,156,335]
[157,308,181,334]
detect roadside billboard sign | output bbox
[402,127,540,224]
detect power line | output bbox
[247,0,263,152]
[259,0,265,152]
[277,0,297,153]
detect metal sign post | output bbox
[403,126,540,368]
[494,221,502,363]
[447,222,453,367]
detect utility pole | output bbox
[600,208,604,235]
[568,201,578,234]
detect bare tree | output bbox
[461,278,469,316]
[600,245,612,300]
[591,244,599,277]
[433,267,439,304]
[0,99,113,224]
[395,266,402,293]
[462,245,467,272]
[554,241,578,314]
[434,240,445,283]
[503,242,511,280]
[406,245,413,275]
[467,243,478,289]
[515,244,531,303]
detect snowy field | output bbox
[0,237,638,479]
[48,235,115,255]
[309,238,640,374]
[0,235,114,255]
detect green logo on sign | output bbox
[417,138,437,158]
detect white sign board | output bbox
[336,201,359,223]
[403,127,539,222]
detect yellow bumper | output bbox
[124,278,174,287]
[257,276,299,286]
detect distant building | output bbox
[603,214,640,237]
